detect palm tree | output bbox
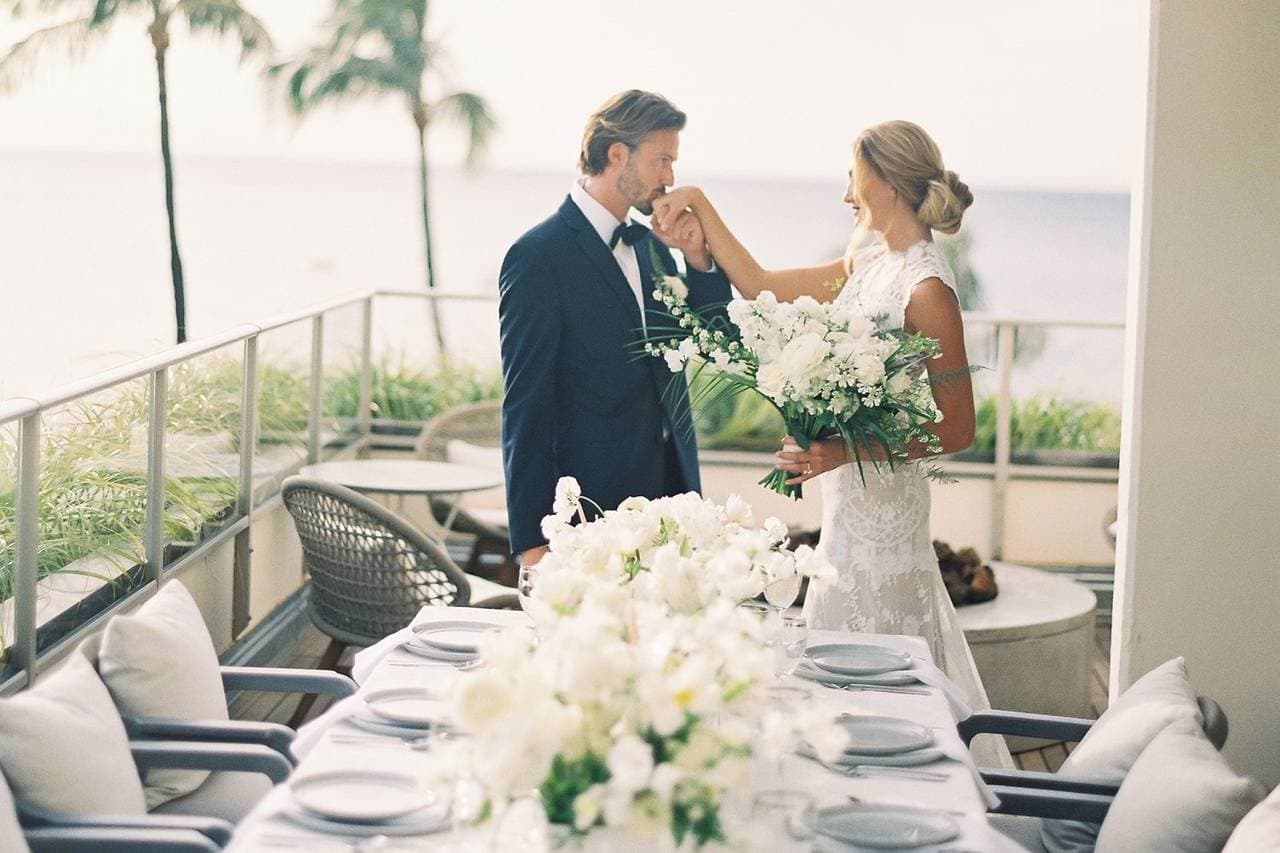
[272,0,496,353]
[0,0,273,344]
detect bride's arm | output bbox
[651,187,846,302]
[773,278,975,484]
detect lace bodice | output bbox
[838,239,958,330]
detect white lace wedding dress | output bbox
[802,239,1011,767]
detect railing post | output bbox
[232,336,258,637]
[145,368,167,585]
[14,413,41,683]
[360,297,373,440]
[991,323,1015,560]
[308,315,324,465]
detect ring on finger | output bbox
[804,463,813,476]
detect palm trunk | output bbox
[154,43,187,344]
[418,124,446,354]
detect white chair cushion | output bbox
[990,814,1046,852]
[150,770,273,824]
[99,580,229,809]
[1223,780,1280,852]
[0,772,31,853]
[0,655,147,816]
[445,440,507,511]
[1042,657,1201,852]
[1096,717,1265,852]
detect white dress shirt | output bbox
[569,179,648,333]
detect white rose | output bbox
[453,672,514,733]
[678,337,700,360]
[606,735,655,794]
[852,351,887,386]
[573,784,605,830]
[886,370,913,396]
[763,516,789,544]
[777,332,831,382]
[553,476,582,518]
[723,493,754,527]
[663,275,689,300]
[755,362,786,400]
[663,349,686,373]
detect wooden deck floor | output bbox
[233,613,1113,773]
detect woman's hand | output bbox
[775,436,850,486]
[652,210,713,271]
[651,186,704,232]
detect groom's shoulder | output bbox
[508,199,574,255]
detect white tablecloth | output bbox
[229,607,1025,852]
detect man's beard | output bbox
[616,161,654,215]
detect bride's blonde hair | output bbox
[854,121,973,234]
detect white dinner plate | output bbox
[833,746,947,768]
[807,643,913,676]
[280,800,450,837]
[794,661,920,687]
[813,803,959,849]
[836,716,935,755]
[807,643,911,663]
[345,711,434,738]
[290,770,432,824]
[363,687,450,728]
[400,638,479,662]
[410,620,495,653]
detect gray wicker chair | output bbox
[281,476,518,726]
[414,400,516,584]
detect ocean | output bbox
[0,149,1129,403]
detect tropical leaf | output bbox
[178,0,274,60]
[0,14,99,93]
[434,89,496,168]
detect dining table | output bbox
[227,606,1027,852]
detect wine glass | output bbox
[776,614,808,677]
[764,573,802,613]
[517,565,537,615]
[749,789,814,846]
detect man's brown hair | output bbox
[579,90,686,175]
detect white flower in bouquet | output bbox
[553,475,583,518]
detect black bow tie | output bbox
[610,220,648,249]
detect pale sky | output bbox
[0,1,1148,191]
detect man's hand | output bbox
[519,545,550,567]
[653,210,713,272]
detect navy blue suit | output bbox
[498,196,732,554]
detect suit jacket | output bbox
[498,195,733,554]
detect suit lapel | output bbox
[558,197,644,331]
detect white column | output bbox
[1115,0,1280,786]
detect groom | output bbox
[499,89,732,566]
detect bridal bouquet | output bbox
[531,477,834,620]
[446,595,848,848]
[641,249,946,498]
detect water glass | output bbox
[776,614,808,676]
[749,789,814,846]
[517,565,537,615]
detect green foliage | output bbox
[325,357,502,423]
[690,369,1122,456]
[971,393,1122,454]
[539,752,609,828]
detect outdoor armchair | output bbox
[23,826,222,852]
[282,475,519,726]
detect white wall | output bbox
[1115,0,1280,786]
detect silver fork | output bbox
[842,764,950,782]
[835,683,931,696]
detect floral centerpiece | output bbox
[532,478,834,619]
[439,483,846,848]
[641,247,947,498]
[448,597,847,848]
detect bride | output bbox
[651,121,1000,734]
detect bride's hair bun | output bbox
[918,170,973,235]
[853,121,973,234]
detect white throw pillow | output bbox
[1042,657,1202,852]
[99,579,229,809]
[0,655,147,816]
[1223,781,1280,852]
[0,772,31,853]
[1096,717,1265,852]
[445,439,507,511]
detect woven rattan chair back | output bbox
[414,400,502,461]
[282,476,473,646]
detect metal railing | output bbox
[0,289,1123,693]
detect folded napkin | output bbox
[351,608,531,683]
